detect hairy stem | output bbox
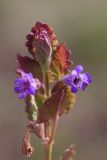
[45,90,64,160]
[42,66,50,98]
[49,90,64,144]
[42,66,52,160]
[44,140,52,160]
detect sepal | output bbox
[25,95,38,121]
[59,145,76,160]
[34,38,52,68]
[22,122,34,157]
[35,92,47,107]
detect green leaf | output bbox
[25,95,38,121]
[61,87,76,114]
[35,92,47,107]
[48,69,59,83]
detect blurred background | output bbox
[0,0,107,160]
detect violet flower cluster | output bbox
[14,21,92,160]
[14,69,41,98]
[62,65,92,93]
[14,65,91,98]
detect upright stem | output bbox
[45,93,64,160]
[42,67,50,97]
[42,66,52,160]
[44,140,53,160]
[49,89,64,144]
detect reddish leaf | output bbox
[17,54,43,82]
[37,82,76,123]
[52,82,76,114]
[36,85,65,123]
[51,42,72,77]
[22,124,34,157]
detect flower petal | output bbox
[80,72,92,84]
[74,65,83,74]
[14,87,22,93]
[18,92,27,99]
[71,85,78,93]
[62,74,73,86]
[28,86,36,95]
[14,79,23,85]
[26,73,33,83]
[71,70,78,76]
[79,81,89,90]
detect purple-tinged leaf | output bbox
[51,42,72,78]
[52,82,76,114]
[37,82,76,123]
[17,54,43,82]
[36,85,65,123]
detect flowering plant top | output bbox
[14,21,92,160]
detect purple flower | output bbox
[62,65,92,93]
[14,70,41,99]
